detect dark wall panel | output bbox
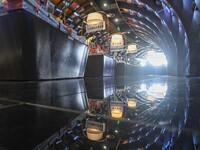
[85,55,115,77]
[115,62,125,77]
[0,10,88,80]
[115,63,167,76]
[85,77,115,99]
[85,55,103,77]
[0,79,88,111]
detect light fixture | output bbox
[127,99,137,108]
[87,12,104,25]
[111,110,122,119]
[127,31,130,34]
[86,120,105,141]
[115,18,119,22]
[103,3,107,7]
[111,34,124,47]
[147,95,155,101]
[107,13,115,18]
[86,12,106,33]
[148,83,168,98]
[127,44,137,53]
[86,128,103,141]
[110,33,125,52]
[111,107,123,119]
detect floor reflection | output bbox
[0,76,199,149]
[0,79,88,111]
[51,77,193,150]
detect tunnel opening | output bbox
[139,51,167,67]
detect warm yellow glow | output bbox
[87,12,104,25]
[111,34,124,47]
[86,128,103,141]
[2,0,6,4]
[127,44,137,53]
[147,95,155,101]
[111,109,123,119]
[122,8,129,13]
[128,100,137,108]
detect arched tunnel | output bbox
[0,0,200,149]
[93,0,200,76]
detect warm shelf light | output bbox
[86,12,106,33]
[111,106,123,119]
[111,34,124,47]
[147,95,155,101]
[127,44,137,53]
[86,128,103,141]
[111,110,123,119]
[87,12,104,25]
[127,100,137,108]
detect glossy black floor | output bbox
[0,76,199,150]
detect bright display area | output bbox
[138,82,168,99]
[140,52,168,67]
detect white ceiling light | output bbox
[127,44,137,53]
[127,99,137,108]
[111,106,123,119]
[111,34,124,47]
[87,12,104,25]
[87,128,103,141]
[86,12,106,33]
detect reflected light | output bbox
[138,83,167,99]
[148,83,168,98]
[111,34,124,47]
[86,128,103,141]
[111,106,123,119]
[127,99,137,108]
[147,95,155,101]
[111,110,123,119]
[127,44,137,53]
[139,84,147,92]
